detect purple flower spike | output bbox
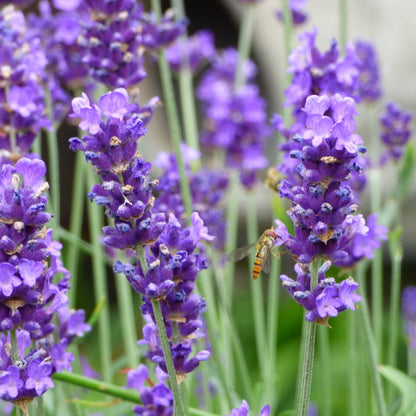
[379,101,413,163]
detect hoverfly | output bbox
[264,166,282,194]
[226,228,279,279]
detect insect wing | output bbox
[261,250,272,274]
[226,243,256,262]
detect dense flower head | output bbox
[276,0,308,26]
[379,101,413,163]
[402,286,416,350]
[80,0,146,88]
[273,29,381,143]
[281,261,362,323]
[0,5,51,160]
[0,158,90,403]
[227,400,270,416]
[114,212,212,377]
[355,40,382,102]
[70,88,164,250]
[153,148,228,250]
[197,48,270,188]
[166,30,215,73]
[27,1,90,95]
[79,1,186,88]
[127,364,173,416]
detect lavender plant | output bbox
[0,1,415,416]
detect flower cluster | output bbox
[153,147,228,251]
[0,5,51,161]
[379,101,413,163]
[70,88,212,382]
[274,94,385,322]
[402,286,416,350]
[273,28,381,142]
[166,30,215,74]
[197,48,270,188]
[27,1,90,96]
[79,0,186,88]
[0,158,90,406]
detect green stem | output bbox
[235,5,255,90]
[10,329,19,363]
[296,261,319,416]
[246,193,267,376]
[151,299,185,416]
[35,396,45,416]
[386,228,403,400]
[339,0,348,52]
[66,151,86,307]
[53,371,141,403]
[114,254,139,369]
[347,311,360,416]
[369,167,383,359]
[355,262,388,416]
[45,88,61,236]
[171,0,201,172]
[318,326,331,416]
[87,169,112,383]
[136,246,185,416]
[152,0,192,222]
[224,171,240,302]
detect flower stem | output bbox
[339,0,348,52]
[171,0,201,172]
[355,262,388,416]
[66,150,86,307]
[44,88,61,237]
[235,4,255,90]
[296,260,319,416]
[151,299,186,416]
[386,227,403,400]
[136,246,185,416]
[87,168,112,383]
[246,193,267,376]
[152,0,193,223]
[114,252,139,369]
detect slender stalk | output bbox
[347,311,360,416]
[53,371,141,403]
[296,261,319,416]
[87,169,112,383]
[66,151,86,307]
[44,88,61,236]
[235,4,255,90]
[386,228,403,400]
[114,255,139,369]
[152,0,192,222]
[355,262,388,416]
[151,299,186,416]
[369,167,383,358]
[136,246,185,416]
[339,0,348,52]
[246,193,267,377]
[171,0,201,172]
[224,171,240,301]
[318,326,331,416]
[35,396,45,416]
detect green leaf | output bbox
[379,365,416,416]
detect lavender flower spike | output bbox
[0,158,90,405]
